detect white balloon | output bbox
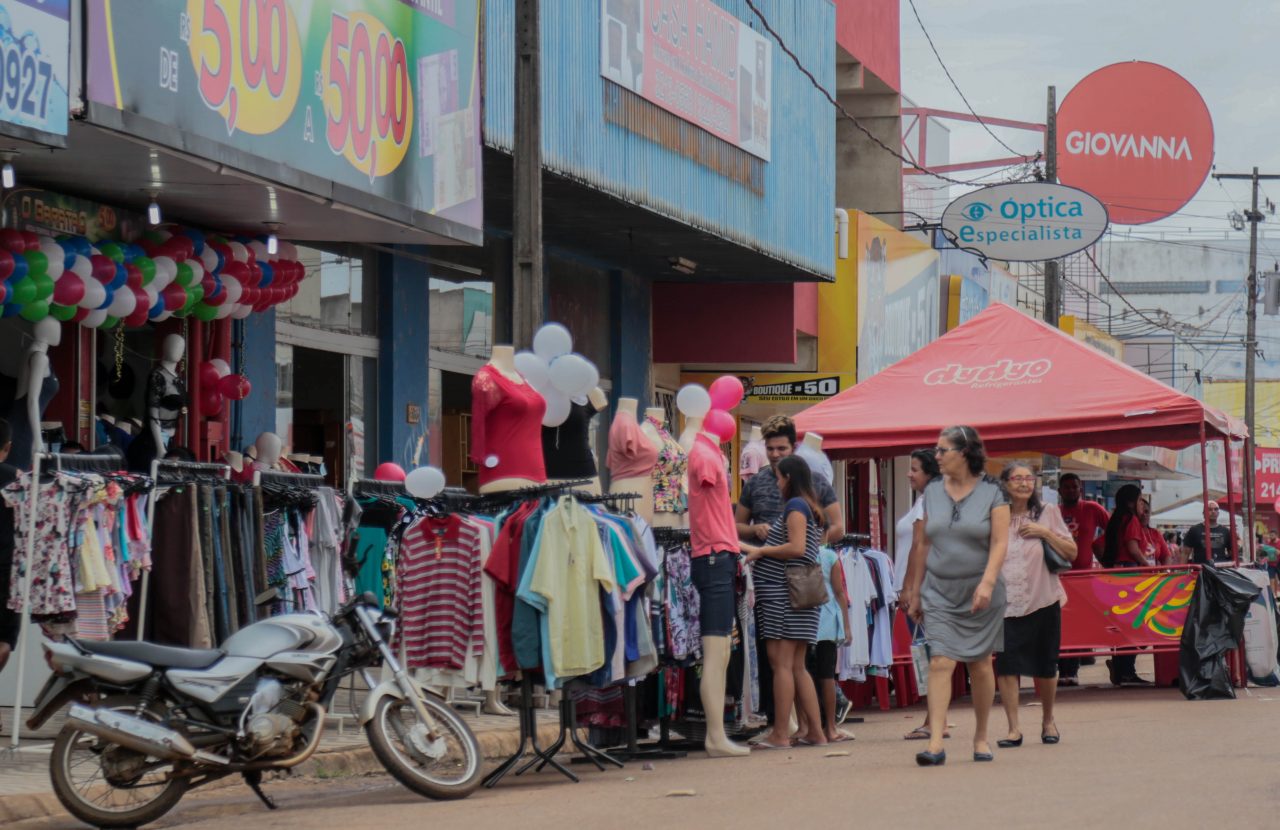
[228,241,249,263]
[200,247,219,274]
[532,323,573,361]
[220,274,243,305]
[78,277,106,309]
[277,241,298,261]
[107,286,137,318]
[152,256,178,289]
[541,390,571,427]
[230,303,254,319]
[405,466,446,500]
[214,302,235,319]
[513,350,550,390]
[249,240,270,261]
[676,384,712,418]
[40,240,65,281]
[70,254,93,281]
[81,309,108,328]
[143,287,158,311]
[548,354,598,397]
[154,309,174,322]
[209,358,231,377]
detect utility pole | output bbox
[1042,86,1060,327]
[512,0,543,349]
[1212,166,1280,560]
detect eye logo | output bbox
[962,202,993,221]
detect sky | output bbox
[899,0,1280,236]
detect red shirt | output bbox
[471,365,547,487]
[687,433,740,557]
[1059,499,1109,570]
[1120,516,1171,565]
[483,500,538,675]
[397,515,483,671]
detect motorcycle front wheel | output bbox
[365,692,483,800]
[49,695,188,828]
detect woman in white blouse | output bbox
[995,464,1077,748]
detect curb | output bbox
[0,722,563,825]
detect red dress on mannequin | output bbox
[470,365,547,487]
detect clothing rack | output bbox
[835,533,874,547]
[138,459,233,640]
[349,478,405,496]
[254,469,327,487]
[641,527,703,754]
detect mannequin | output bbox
[543,386,608,495]
[5,318,61,469]
[606,398,659,522]
[127,334,187,471]
[473,345,547,494]
[685,420,749,758]
[740,424,767,483]
[645,406,688,530]
[796,431,834,488]
[253,432,283,473]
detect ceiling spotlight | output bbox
[148,196,161,226]
[669,256,697,275]
[0,151,17,189]
[264,222,282,256]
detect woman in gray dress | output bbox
[905,425,1010,766]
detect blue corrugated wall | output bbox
[486,0,836,279]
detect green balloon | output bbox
[9,277,36,305]
[99,242,125,263]
[32,273,54,301]
[175,261,195,287]
[100,315,120,330]
[187,284,205,305]
[134,256,156,286]
[19,300,49,322]
[22,250,47,277]
[49,303,77,321]
[192,302,218,322]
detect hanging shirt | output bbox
[470,364,547,487]
[398,514,484,671]
[687,433,739,558]
[542,400,604,479]
[606,412,659,480]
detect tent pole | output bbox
[1223,435,1239,565]
[1199,422,1210,565]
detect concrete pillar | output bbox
[609,269,652,406]
[377,247,431,468]
[237,308,276,453]
[836,91,903,224]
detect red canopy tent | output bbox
[794,303,1244,458]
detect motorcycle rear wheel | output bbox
[365,692,483,800]
[50,695,188,828]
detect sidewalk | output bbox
[0,705,560,825]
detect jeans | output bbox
[690,551,738,637]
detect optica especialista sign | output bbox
[941,182,1109,262]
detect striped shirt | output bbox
[397,515,483,671]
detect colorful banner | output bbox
[683,371,855,406]
[856,213,940,381]
[86,0,481,232]
[599,0,772,160]
[1060,315,1124,360]
[944,273,989,331]
[0,0,70,141]
[1061,569,1197,651]
[1,188,144,243]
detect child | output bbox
[808,545,855,742]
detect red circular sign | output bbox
[1057,62,1214,225]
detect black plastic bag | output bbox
[1179,564,1260,700]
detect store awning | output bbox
[793,303,1245,458]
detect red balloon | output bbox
[221,260,249,283]
[374,463,406,482]
[200,362,220,389]
[0,229,25,253]
[703,408,736,443]
[53,274,85,306]
[201,388,224,414]
[161,282,186,311]
[126,263,144,289]
[20,231,38,251]
[219,374,251,401]
[204,280,228,307]
[248,262,262,285]
[163,236,194,262]
[72,306,90,322]
[90,254,117,282]
[124,304,150,328]
[0,249,13,281]
[0,282,6,304]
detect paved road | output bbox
[15,683,1280,830]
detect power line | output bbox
[741,0,1034,188]
[906,0,1025,158]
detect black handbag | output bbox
[1043,539,1073,574]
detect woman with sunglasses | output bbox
[904,426,1009,766]
[994,463,1076,750]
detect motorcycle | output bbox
[27,592,483,828]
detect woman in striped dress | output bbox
[740,455,827,749]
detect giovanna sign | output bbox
[941,182,1109,262]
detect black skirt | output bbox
[994,601,1061,678]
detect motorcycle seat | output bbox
[73,639,224,670]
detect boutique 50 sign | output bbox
[941,183,1109,262]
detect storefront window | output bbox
[274,341,377,485]
[429,279,493,357]
[277,245,378,335]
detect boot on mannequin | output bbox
[607,398,659,522]
[701,635,750,757]
[8,317,61,469]
[645,406,688,530]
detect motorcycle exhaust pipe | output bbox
[67,704,229,766]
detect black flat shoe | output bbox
[996,734,1023,748]
[916,749,946,767]
[973,751,994,762]
[1042,729,1061,745]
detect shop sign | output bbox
[942,183,1109,262]
[1255,448,1280,505]
[85,0,481,231]
[683,371,854,405]
[0,0,70,142]
[1063,447,1119,473]
[1059,315,1123,360]
[1,188,144,243]
[857,213,940,381]
[944,274,989,330]
[1057,62,1214,225]
[599,0,772,160]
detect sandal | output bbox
[752,739,792,751]
[904,725,950,740]
[829,731,856,743]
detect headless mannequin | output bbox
[546,385,608,495]
[608,398,658,523]
[647,407,687,530]
[478,345,544,495]
[803,432,823,453]
[151,335,186,456]
[13,318,60,466]
[690,425,749,758]
[254,432,283,471]
[750,425,763,444]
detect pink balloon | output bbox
[703,409,736,443]
[708,375,745,411]
[53,274,85,306]
[374,462,407,482]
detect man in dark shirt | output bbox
[735,414,844,544]
[1180,501,1236,564]
[0,418,19,672]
